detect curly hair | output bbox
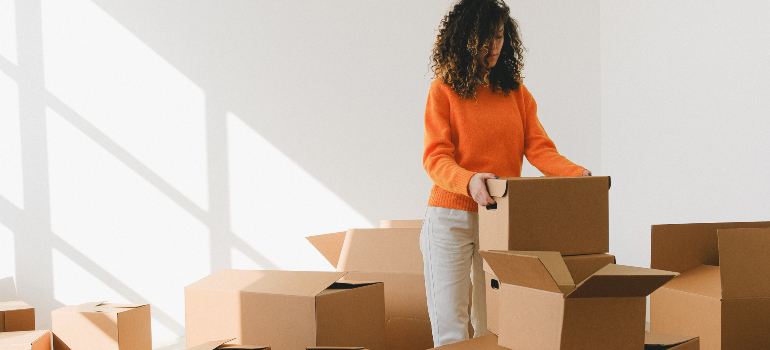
[431,0,525,99]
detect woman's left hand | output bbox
[582,169,592,176]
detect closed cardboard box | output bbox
[0,301,35,332]
[51,302,150,350]
[185,270,385,350]
[485,253,616,335]
[482,250,677,350]
[0,330,51,350]
[645,332,699,350]
[185,339,269,350]
[479,177,611,273]
[651,223,770,350]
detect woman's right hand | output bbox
[468,173,498,206]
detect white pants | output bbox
[420,206,489,347]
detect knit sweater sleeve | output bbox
[521,86,586,177]
[423,82,476,196]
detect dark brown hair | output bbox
[431,0,525,99]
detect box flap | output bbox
[480,250,574,295]
[651,221,770,273]
[337,228,423,274]
[567,264,678,298]
[186,339,270,350]
[486,176,610,198]
[657,264,721,299]
[306,231,348,269]
[718,228,770,299]
[486,179,508,197]
[186,269,346,297]
[60,301,147,313]
[0,300,32,312]
[0,329,49,345]
[379,220,422,229]
[644,332,698,347]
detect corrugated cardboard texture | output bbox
[498,284,564,350]
[427,334,505,350]
[337,229,422,274]
[0,301,35,332]
[645,332,699,350]
[560,297,645,350]
[480,251,572,294]
[721,298,770,350]
[562,253,616,285]
[568,264,677,298]
[480,177,610,257]
[717,228,770,299]
[315,283,385,350]
[237,293,315,350]
[306,231,348,269]
[650,221,770,273]
[341,272,426,320]
[657,265,721,299]
[116,305,151,350]
[484,272,499,335]
[0,330,51,350]
[384,317,432,350]
[52,303,149,350]
[379,220,422,229]
[651,288,720,350]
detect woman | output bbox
[420,0,591,347]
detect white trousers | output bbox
[420,206,489,347]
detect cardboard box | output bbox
[0,330,51,350]
[51,302,150,350]
[651,223,770,350]
[307,228,433,350]
[385,317,432,350]
[484,253,616,335]
[428,334,505,350]
[185,270,385,350]
[481,250,677,350]
[479,177,611,272]
[379,220,422,229]
[306,348,368,350]
[645,332,699,350]
[186,339,270,350]
[0,301,35,332]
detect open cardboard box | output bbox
[307,228,433,350]
[651,222,770,350]
[51,302,150,350]
[185,270,385,350]
[185,339,270,350]
[645,332,699,350]
[0,330,51,350]
[479,177,611,273]
[481,250,677,350]
[485,253,616,335]
[0,301,35,332]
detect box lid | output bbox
[336,228,423,274]
[644,332,698,347]
[0,301,32,312]
[306,231,348,269]
[485,176,611,198]
[54,301,147,314]
[186,339,270,350]
[718,228,770,299]
[567,264,678,298]
[185,269,347,297]
[480,250,576,295]
[0,330,49,346]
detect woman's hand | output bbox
[468,173,498,206]
[582,169,592,176]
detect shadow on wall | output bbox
[0,277,18,301]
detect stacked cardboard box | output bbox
[51,302,151,350]
[0,329,51,349]
[650,222,770,350]
[0,301,35,333]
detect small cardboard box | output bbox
[0,330,51,350]
[379,220,422,229]
[185,339,270,350]
[479,177,611,271]
[307,228,433,350]
[481,250,677,350]
[0,301,35,332]
[51,302,150,350]
[645,332,699,350]
[485,253,616,335]
[185,270,385,350]
[651,222,770,350]
[428,334,505,350]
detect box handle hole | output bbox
[485,203,497,210]
[491,279,499,290]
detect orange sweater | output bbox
[423,79,585,212]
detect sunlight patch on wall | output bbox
[0,69,23,209]
[0,0,17,65]
[46,107,208,338]
[227,112,371,272]
[0,222,14,280]
[40,0,208,210]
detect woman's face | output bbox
[478,23,505,69]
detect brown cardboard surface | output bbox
[341,272,427,320]
[498,285,564,350]
[651,287,720,350]
[645,332,700,350]
[484,272,499,335]
[316,283,385,350]
[560,296,646,350]
[306,348,366,350]
[480,176,610,258]
[0,330,51,350]
[186,339,270,350]
[650,221,770,273]
[385,317,432,350]
[117,305,151,350]
[0,301,35,332]
[717,228,770,299]
[562,253,616,284]
[306,231,348,269]
[721,298,770,350]
[657,265,721,299]
[337,229,423,274]
[568,264,677,298]
[51,302,149,350]
[379,220,422,229]
[480,250,573,294]
[188,269,346,298]
[428,334,505,350]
